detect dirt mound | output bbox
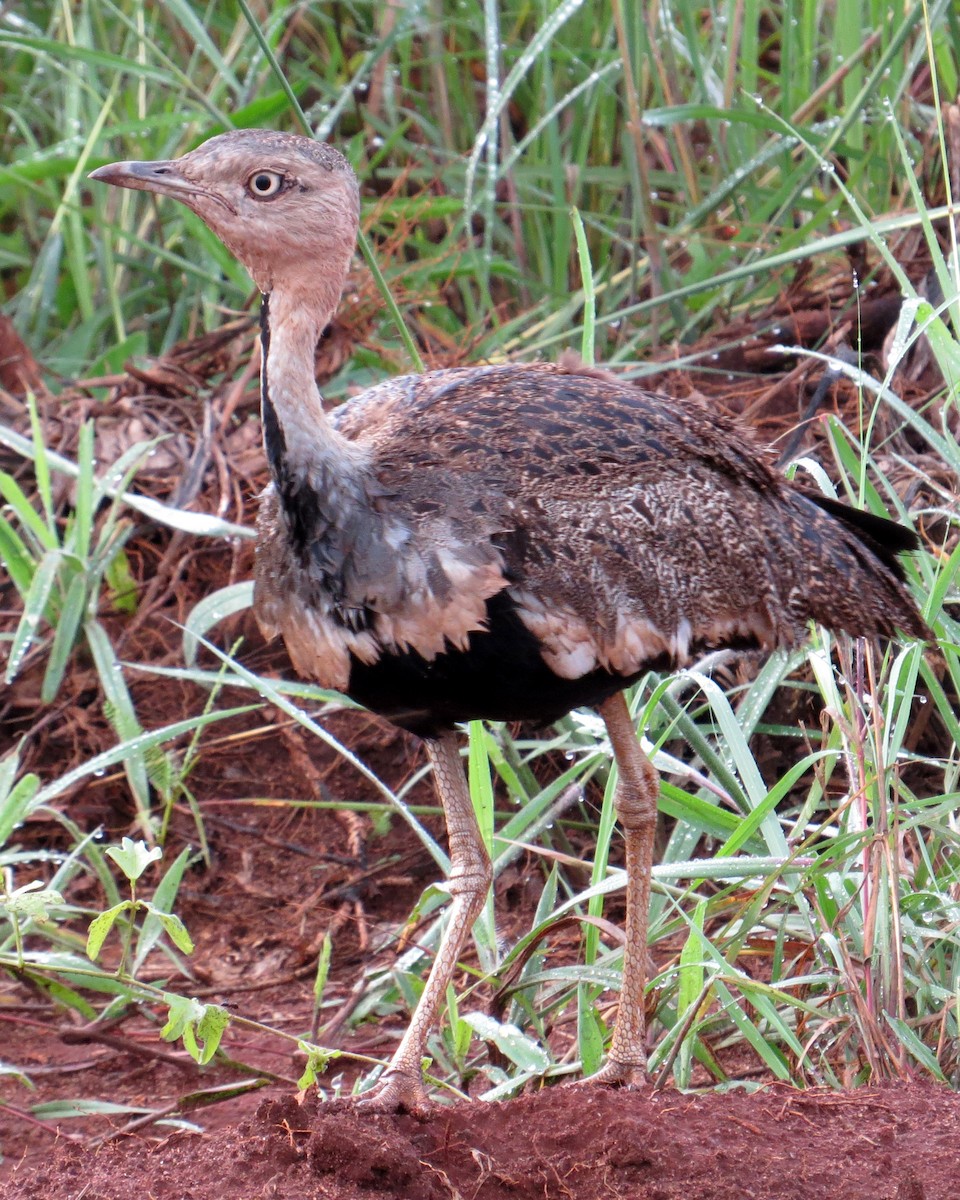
[9,1081,957,1199]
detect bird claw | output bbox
[355,1069,433,1116]
[568,1059,648,1090]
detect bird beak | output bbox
[89,158,195,199]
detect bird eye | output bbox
[247,170,285,198]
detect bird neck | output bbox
[258,291,367,489]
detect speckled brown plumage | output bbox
[252,355,927,733]
[91,130,929,1114]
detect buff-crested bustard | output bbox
[90,130,929,1113]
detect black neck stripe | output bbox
[259,293,287,482]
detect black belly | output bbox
[345,590,652,738]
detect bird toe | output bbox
[575,1058,649,1089]
[355,1069,433,1116]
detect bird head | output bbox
[89,129,360,305]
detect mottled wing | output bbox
[330,361,926,676]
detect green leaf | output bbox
[87,621,151,823]
[31,1099,154,1119]
[570,206,596,365]
[577,987,605,1077]
[462,1011,550,1073]
[313,933,332,1008]
[0,1060,33,1087]
[0,745,40,844]
[0,513,35,598]
[139,905,194,956]
[105,838,162,883]
[5,547,61,684]
[25,391,54,535]
[87,331,149,379]
[0,880,64,922]
[70,420,96,562]
[41,570,87,704]
[31,977,97,1021]
[0,470,57,550]
[104,548,138,613]
[467,722,496,963]
[160,994,198,1042]
[885,1016,948,1082]
[161,995,230,1065]
[86,900,132,961]
[676,899,708,1086]
[448,988,472,1067]
[182,581,253,666]
[134,846,193,971]
[296,1040,338,1090]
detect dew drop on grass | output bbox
[6,649,27,676]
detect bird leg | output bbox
[357,730,491,1114]
[588,691,659,1086]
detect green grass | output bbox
[1,0,959,1116]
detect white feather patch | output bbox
[375,555,505,659]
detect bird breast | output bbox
[252,480,509,690]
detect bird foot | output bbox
[355,1069,433,1116]
[571,1058,648,1089]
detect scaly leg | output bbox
[357,730,491,1113]
[589,690,659,1085]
